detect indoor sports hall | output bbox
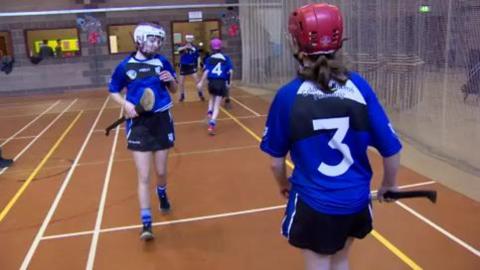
[0,1,479,269]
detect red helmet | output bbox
[288,3,343,55]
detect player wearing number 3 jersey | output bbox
[260,3,402,270]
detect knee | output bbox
[156,171,167,179]
[137,173,150,184]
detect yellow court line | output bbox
[371,230,422,270]
[221,108,263,141]
[0,111,84,223]
[220,107,423,270]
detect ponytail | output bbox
[298,53,348,92]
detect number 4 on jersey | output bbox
[212,62,222,76]
[312,117,354,177]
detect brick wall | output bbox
[0,1,241,94]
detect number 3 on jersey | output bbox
[312,117,353,177]
[212,62,222,76]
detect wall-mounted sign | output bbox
[188,11,203,22]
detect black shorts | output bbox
[126,110,175,152]
[208,79,228,97]
[180,64,197,75]
[282,193,372,255]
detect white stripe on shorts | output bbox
[368,203,373,219]
[286,193,299,239]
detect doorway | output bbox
[171,20,221,68]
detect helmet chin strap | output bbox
[139,49,155,58]
[138,42,159,58]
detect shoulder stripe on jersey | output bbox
[297,80,366,105]
[210,53,226,61]
[127,57,164,68]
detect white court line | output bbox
[173,114,266,125]
[0,100,59,147]
[0,106,118,119]
[227,97,479,257]
[92,114,267,133]
[40,181,437,241]
[230,97,261,117]
[20,97,111,270]
[0,135,36,141]
[92,114,267,134]
[395,201,480,257]
[5,145,259,175]
[86,105,123,270]
[0,100,59,108]
[0,100,77,176]
[42,205,286,240]
[0,101,57,110]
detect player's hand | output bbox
[280,187,290,199]
[377,185,398,203]
[160,71,175,83]
[278,181,290,199]
[196,82,203,91]
[124,100,138,119]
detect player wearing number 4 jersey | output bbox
[260,3,402,270]
[197,38,233,135]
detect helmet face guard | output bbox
[288,3,343,56]
[133,23,166,57]
[185,34,194,43]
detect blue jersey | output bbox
[204,53,233,81]
[179,45,199,65]
[109,53,176,113]
[260,72,402,214]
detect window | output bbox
[0,31,13,57]
[107,24,136,54]
[25,28,81,58]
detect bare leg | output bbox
[303,249,331,270]
[178,75,186,101]
[211,95,223,122]
[153,149,171,212]
[331,238,353,270]
[153,149,169,187]
[208,95,214,113]
[192,72,201,92]
[192,72,205,101]
[132,151,152,209]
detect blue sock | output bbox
[141,208,152,224]
[157,185,167,198]
[209,120,216,126]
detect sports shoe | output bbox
[224,98,232,110]
[179,93,185,102]
[208,124,216,136]
[198,92,205,101]
[0,158,13,169]
[159,194,171,213]
[140,223,154,241]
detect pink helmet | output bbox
[210,38,222,50]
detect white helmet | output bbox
[133,23,165,44]
[185,34,194,42]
